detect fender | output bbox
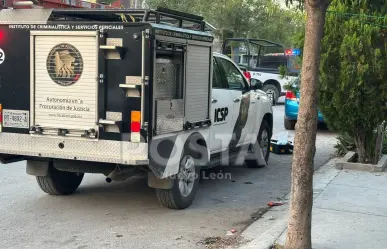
[148,130,210,180]
[251,90,273,137]
[251,112,273,145]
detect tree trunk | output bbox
[354,132,367,164]
[284,1,330,249]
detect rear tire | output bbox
[156,149,200,209]
[245,119,271,168]
[36,164,84,195]
[284,117,296,130]
[262,84,279,105]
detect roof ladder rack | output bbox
[51,7,214,32]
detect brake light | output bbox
[285,91,297,101]
[0,104,2,133]
[285,49,292,55]
[131,121,141,133]
[131,111,141,142]
[285,49,301,56]
[243,71,251,81]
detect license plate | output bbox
[3,109,29,128]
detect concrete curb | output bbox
[336,152,387,172]
[239,199,289,249]
[239,158,341,249]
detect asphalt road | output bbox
[0,104,337,249]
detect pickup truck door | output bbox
[209,58,234,153]
[216,56,255,149]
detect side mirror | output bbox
[250,78,263,90]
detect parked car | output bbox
[284,76,324,130]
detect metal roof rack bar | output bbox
[51,7,209,32]
[225,38,284,48]
[155,7,203,21]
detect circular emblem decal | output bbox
[46,43,83,86]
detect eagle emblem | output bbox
[47,43,83,86]
[55,50,75,78]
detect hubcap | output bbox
[178,155,196,197]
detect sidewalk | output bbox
[239,158,387,249]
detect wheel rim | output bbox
[178,155,196,197]
[259,129,269,157]
[266,89,276,102]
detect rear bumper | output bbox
[0,133,148,165]
[285,100,324,122]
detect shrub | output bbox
[334,133,356,157]
[318,2,387,164]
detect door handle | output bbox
[212,99,218,103]
[233,98,240,103]
[251,101,256,104]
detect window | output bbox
[218,58,247,91]
[212,58,224,89]
[222,40,248,67]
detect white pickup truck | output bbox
[221,38,300,105]
[0,7,273,209]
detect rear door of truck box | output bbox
[31,31,99,134]
[0,22,151,142]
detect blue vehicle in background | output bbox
[284,75,324,130]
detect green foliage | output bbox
[282,0,387,163]
[145,0,304,46]
[334,133,357,157]
[283,75,300,94]
[291,28,305,52]
[319,1,387,163]
[278,65,288,80]
[383,134,387,154]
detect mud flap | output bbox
[148,132,210,179]
[148,133,182,179]
[148,172,174,189]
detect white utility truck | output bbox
[0,7,273,209]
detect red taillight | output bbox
[0,104,2,133]
[0,31,4,42]
[243,71,251,80]
[130,111,141,142]
[131,121,141,133]
[285,91,297,100]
